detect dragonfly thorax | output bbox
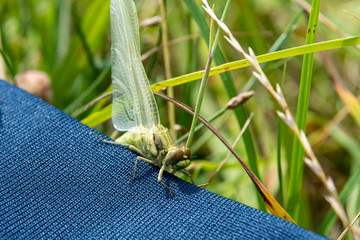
[116,125,191,170]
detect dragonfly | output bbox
[93,0,192,196]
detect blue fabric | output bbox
[0,79,327,239]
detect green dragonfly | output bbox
[94,0,192,196]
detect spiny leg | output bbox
[129,156,154,183]
[126,145,148,158]
[180,169,195,185]
[171,169,195,185]
[90,132,120,145]
[158,165,177,198]
[90,132,147,158]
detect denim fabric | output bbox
[0,80,327,239]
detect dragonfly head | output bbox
[164,147,191,171]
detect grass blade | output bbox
[287,0,321,219]
[152,36,360,91]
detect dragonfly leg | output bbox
[158,165,177,198]
[90,132,120,145]
[197,183,209,188]
[180,169,195,185]
[126,145,148,158]
[128,156,154,184]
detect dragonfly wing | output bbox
[110,0,160,131]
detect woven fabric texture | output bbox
[0,80,327,239]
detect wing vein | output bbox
[110,0,160,131]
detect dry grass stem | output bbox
[202,0,350,230]
[141,34,199,61]
[343,9,360,20]
[199,112,254,188]
[226,91,255,109]
[337,211,360,240]
[85,92,112,110]
[140,15,162,28]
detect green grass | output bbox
[287,0,321,220]
[1,0,360,238]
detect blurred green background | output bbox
[1,0,360,238]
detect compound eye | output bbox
[165,149,183,165]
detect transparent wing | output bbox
[110,0,160,131]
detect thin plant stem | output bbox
[186,0,232,148]
[159,0,175,138]
[67,64,111,116]
[0,48,15,82]
[177,91,255,144]
[337,211,360,240]
[85,92,112,110]
[287,0,321,218]
[199,113,253,188]
[141,33,199,61]
[276,63,287,205]
[72,6,97,75]
[176,107,226,144]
